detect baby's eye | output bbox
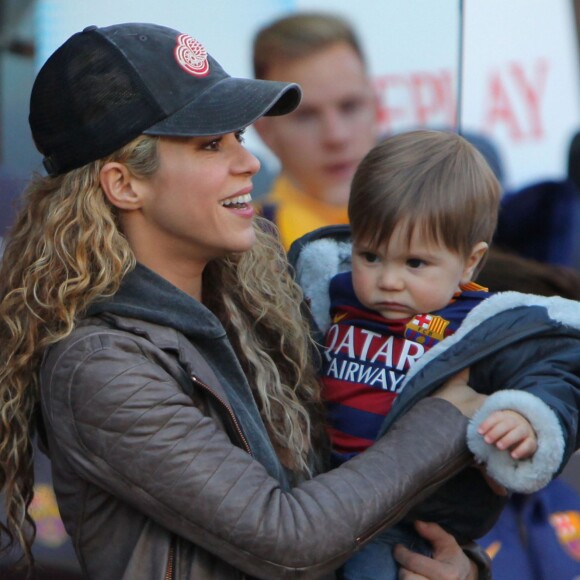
[362,252,380,263]
[407,258,425,269]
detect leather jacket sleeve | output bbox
[41,329,476,579]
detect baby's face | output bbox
[351,225,480,320]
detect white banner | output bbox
[36,0,580,191]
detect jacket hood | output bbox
[87,263,226,340]
[84,263,294,488]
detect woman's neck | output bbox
[133,251,204,301]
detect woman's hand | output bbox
[432,370,508,496]
[431,369,488,419]
[394,521,478,579]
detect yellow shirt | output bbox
[259,176,349,251]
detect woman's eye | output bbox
[235,129,246,143]
[203,138,221,151]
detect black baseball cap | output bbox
[29,22,302,176]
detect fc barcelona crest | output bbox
[404,314,450,346]
[550,511,580,560]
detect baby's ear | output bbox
[462,241,489,283]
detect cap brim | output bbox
[143,77,301,137]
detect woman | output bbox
[0,23,488,579]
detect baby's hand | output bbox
[477,410,538,460]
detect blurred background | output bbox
[2,0,580,235]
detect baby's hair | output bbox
[349,130,501,267]
[253,12,365,80]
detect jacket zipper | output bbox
[163,376,250,580]
[165,539,175,580]
[190,374,253,455]
[355,447,472,545]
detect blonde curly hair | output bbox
[0,135,323,565]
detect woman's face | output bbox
[134,131,261,267]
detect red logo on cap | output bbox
[174,34,210,77]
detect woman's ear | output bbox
[462,241,489,283]
[100,162,143,210]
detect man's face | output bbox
[255,42,378,206]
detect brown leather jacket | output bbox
[39,314,488,579]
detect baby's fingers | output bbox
[509,435,538,459]
[477,408,510,433]
[491,423,529,451]
[477,410,516,443]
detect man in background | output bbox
[252,12,510,252]
[253,12,379,250]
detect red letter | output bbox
[510,59,548,139]
[374,74,409,134]
[484,71,523,140]
[409,71,455,127]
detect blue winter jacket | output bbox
[290,225,580,542]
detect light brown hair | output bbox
[253,12,365,79]
[349,130,501,267]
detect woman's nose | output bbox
[241,147,261,176]
[232,140,261,176]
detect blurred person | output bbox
[480,478,580,580]
[253,12,379,250]
[252,12,505,254]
